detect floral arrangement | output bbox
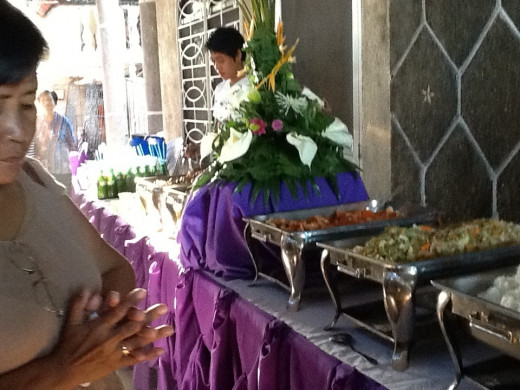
[196,0,358,204]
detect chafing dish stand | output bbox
[244,200,437,312]
[434,268,520,389]
[319,245,520,371]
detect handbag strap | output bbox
[23,161,46,187]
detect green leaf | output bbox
[194,170,214,190]
[299,179,309,198]
[251,182,262,205]
[235,177,251,193]
[285,178,298,199]
[237,1,252,23]
[326,175,340,200]
[310,177,321,197]
[263,185,270,208]
[272,179,281,206]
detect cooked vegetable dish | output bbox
[354,219,520,264]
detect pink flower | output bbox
[249,118,266,135]
[271,119,283,131]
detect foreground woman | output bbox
[0,2,173,389]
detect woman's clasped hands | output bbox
[50,288,174,388]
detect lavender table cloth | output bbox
[178,172,369,279]
[72,189,385,390]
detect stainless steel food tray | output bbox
[160,184,190,228]
[318,241,520,371]
[433,267,520,389]
[135,176,190,234]
[243,200,438,312]
[135,176,168,218]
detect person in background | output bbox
[34,89,76,179]
[0,2,173,389]
[205,26,248,123]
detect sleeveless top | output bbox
[0,157,102,374]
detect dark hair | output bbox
[205,27,246,62]
[38,90,58,105]
[50,90,58,104]
[0,0,48,84]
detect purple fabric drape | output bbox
[123,236,150,295]
[73,190,386,390]
[105,217,136,254]
[178,172,369,279]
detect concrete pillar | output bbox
[95,0,129,146]
[359,0,391,200]
[155,0,183,141]
[139,0,163,135]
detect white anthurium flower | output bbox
[286,132,318,168]
[218,128,253,163]
[301,87,325,108]
[322,117,353,149]
[200,132,218,161]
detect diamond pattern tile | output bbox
[426,126,492,222]
[390,1,520,221]
[391,124,422,205]
[462,18,520,170]
[502,0,520,31]
[497,152,520,222]
[390,0,422,70]
[425,0,495,66]
[391,30,457,162]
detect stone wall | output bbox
[390,0,520,222]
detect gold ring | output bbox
[121,346,131,356]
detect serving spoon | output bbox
[329,333,379,365]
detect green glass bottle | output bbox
[144,165,152,177]
[160,161,168,176]
[126,168,136,192]
[106,169,117,198]
[115,171,127,193]
[136,166,143,177]
[97,170,108,200]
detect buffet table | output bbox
[72,185,496,390]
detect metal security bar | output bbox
[176,0,241,144]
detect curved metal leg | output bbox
[320,249,341,330]
[437,290,463,390]
[382,269,416,371]
[243,222,259,281]
[280,235,304,312]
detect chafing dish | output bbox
[159,184,190,235]
[318,240,520,371]
[135,176,190,235]
[243,200,437,312]
[135,176,168,223]
[433,266,520,389]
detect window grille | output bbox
[176,0,241,145]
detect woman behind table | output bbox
[0,2,173,389]
[34,89,76,187]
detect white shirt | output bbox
[212,77,250,122]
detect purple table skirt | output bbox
[178,172,369,279]
[72,189,385,390]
